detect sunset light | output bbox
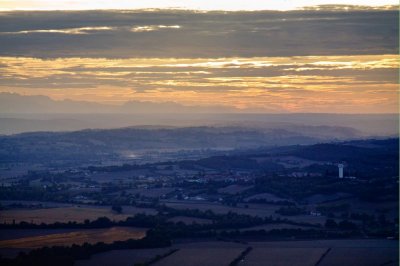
[0,0,397,11]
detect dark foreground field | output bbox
[74,239,398,266]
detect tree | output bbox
[338,220,357,230]
[325,219,337,228]
[111,205,123,214]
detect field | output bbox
[153,244,246,266]
[247,240,399,266]
[76,248,173,266]
[126,187,175,198]
[243,247,327,266]
[319,247,399,266]
[0,227,146,249]
[75,241,245,266]
[164,201,279,217]
[145,240,398,266]
[244,193,291,202]
[0,205,157,224]
[218,185,252,194]
[0,229,85,241]
[74,248,171,266]
[316,198,399,220]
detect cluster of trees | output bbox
[158,206,318,229]
[275,206,307,216]
[316,204,350,214]
[324,219,358,230]
[219,228,360,239]
[246,198,294,206]
[88,163,150,172]
[0,214,164,229]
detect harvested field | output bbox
[153,246,246,266]
[249,239,399,249]
[319,247,399,266]
[242,247,327,266]
[0,227,146,249]
[168,240,398,266]
[246,239,399,265]
[76,248,173,266]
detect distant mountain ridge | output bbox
[0,93,397,136]
[0,93,239,114]
[0,125,364,166]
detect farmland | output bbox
[0,227,146,249]
[163,202,280,217]
[153,244,246,266]
[0,207,129,224]
[319,247,399,266]
[0,137,397,265]
[242,247,327,266]
[246,240,399,266]
[218,185,252,194]
[74,240,398,266]
[168,240,398,266]
[0,3,398,265]
[0,228,86,241]
[76,248,174,266]
[0,205,157,224]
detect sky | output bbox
[0,1,398,113]
[0,0,397,11]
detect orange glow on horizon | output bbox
[0,54,397,113]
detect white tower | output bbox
[338,164,344,178]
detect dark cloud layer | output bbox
[0,9,397,58]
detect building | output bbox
[338,163,344,178]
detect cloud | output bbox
[130,25,181,32]
[0,25,182,35]
[0,54,397,113]
[0,10,397,58]
[300,4,397,11]
[0,26,114,35]
[0,1,397,11]
[0,9,397,113]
